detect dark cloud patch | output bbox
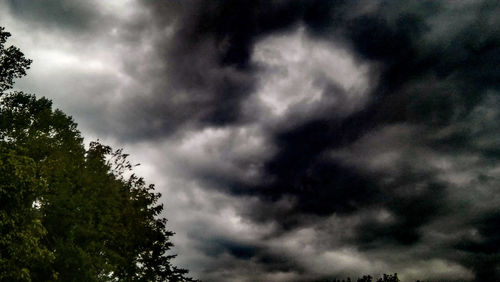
[258,119,379,215]
[120,0,354,138]
[357,181,448,247]
[210,240,300,273]
[168,0,334,69]
[347,13,425,61]
[455,212,500,281]
[127,1,500,279]
[457,212,500,255]
[226,242,258,260]
[197,238,259,260]
[4,0,99,31]
[129,0,500,137]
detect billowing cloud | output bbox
[250,27,373,120]
[2,0,500,281]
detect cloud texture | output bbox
[2,0,500,281]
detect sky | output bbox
[1,1,500,281]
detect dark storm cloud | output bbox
[128,0,500,280]
[119,0,354,139]
[4,0,500,280]
[4,0,99,31]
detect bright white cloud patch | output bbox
[251,27,373,118]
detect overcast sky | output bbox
[2,1,500,281]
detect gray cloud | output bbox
[4,0,98,31]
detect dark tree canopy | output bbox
[0,27,195,281]
[0,27,31,94]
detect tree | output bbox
[0,27,196,281]
[0,27,31,94]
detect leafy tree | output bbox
[0,27,31,94]
[0,27,196,281]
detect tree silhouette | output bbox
[0,27,31,94]
[0,26,196,281]
[319,272,429,282]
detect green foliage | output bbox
[0,27,196,281]
[0,149,54,282]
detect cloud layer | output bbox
[2,0,500,281]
